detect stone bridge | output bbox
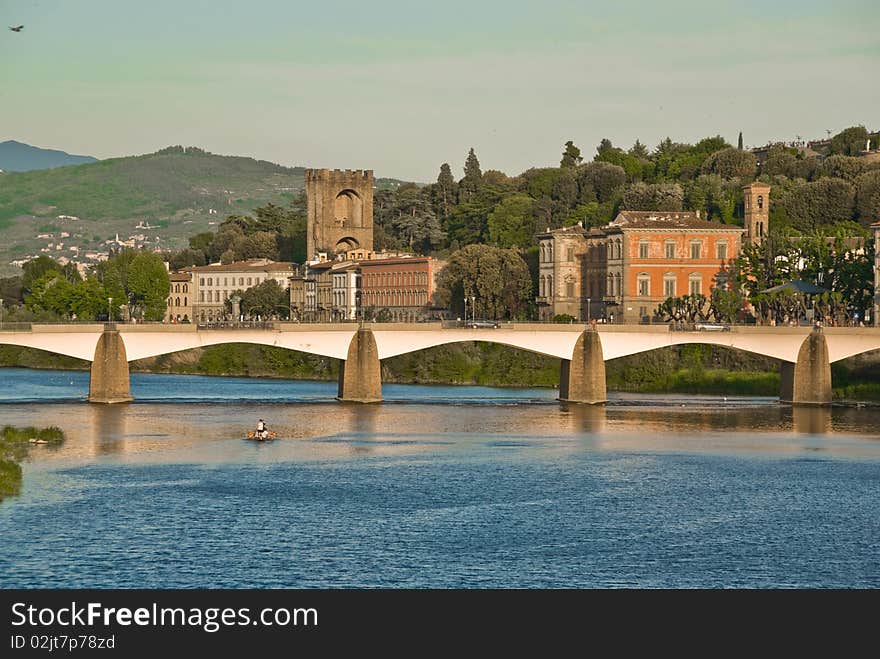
[1,322,879,406]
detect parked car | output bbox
[694,321,731,332]
[467,320,500,329]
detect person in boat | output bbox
[255,419,268,439]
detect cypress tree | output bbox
[738,131,744,150]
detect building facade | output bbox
[537,211,745,323]
[184,259,297,323]
[305,168,374,260]
[290,255,437,323]
[164,272,193,323]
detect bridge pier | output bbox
[338,328,382,403]
[559,330,606,404]
[88,325,132,404]
[779,329,832,406]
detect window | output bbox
[639,242,649,259]
[716,242,728,260]
[199,292,205,302]
[689,274,702,296]
[690,242,701,260]
[183,284,188,293]
[637,273,650,297]
[247,278,252,286]
[539,276,545,297]
[183,297,187,307]
[547,278,553,297]
[200,278,205,286]
[665,241,676,259]
[757,195,764,210]
[566,282,575,298]
[567,247,574,262]
[239,278,244,286]
[663,274,676,299]
[224,278,228,286]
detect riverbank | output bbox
[1,342,878,400]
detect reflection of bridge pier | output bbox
[792,405,833,434]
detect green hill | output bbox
[0,147,305,275]
[0,146,414,274]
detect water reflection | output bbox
[559,403,606,434]
[86,404,129,454]
[792,406,833,435]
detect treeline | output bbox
[0,251,170,322]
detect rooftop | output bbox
[609,210,744,231]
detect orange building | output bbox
[600,211,745,322]
[539,210,745,322]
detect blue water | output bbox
[1,368,878,588]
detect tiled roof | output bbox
[610,210,743,231]
[183,260,296,273]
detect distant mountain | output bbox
[0,140,98,172]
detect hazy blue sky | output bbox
[1,0,877,181]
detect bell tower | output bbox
[743,182,770,245]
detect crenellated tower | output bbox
[305,168,374,259]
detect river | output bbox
[1,368,878,588]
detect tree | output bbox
[829,126,869,156]
[460,147,483,200]
[22,255,68,294]
[629,140,650,160]
[782,178,855,231]
[239,279,289,319]
[434,162,457,218]
[622,182,683,211]
[434,244,532,320]
[576,162,626,203]
[700,147,757,179]
[387,185,446,252]
[560,140,582,168]
[127,252,170,320]
[855,170,880,224]
[232,231,280,260]
[487,194,536,248]
[738,131,743,150]
[821,155,866,181]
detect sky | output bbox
[1,0,878,181]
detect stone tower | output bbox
[743,182,771,244]
[305,169,374,259]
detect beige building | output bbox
[184,259,297,323]
[164,272,193,323]
[536,223,589,320]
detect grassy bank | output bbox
[1,342,878,400]
[0,425,65,500]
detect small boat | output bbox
[245,431,277,441]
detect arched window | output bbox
[183,284,188,293]
[757,195,764,210]
[547,277,553,298]
[175,297,180,307]
[184,297,187,307]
